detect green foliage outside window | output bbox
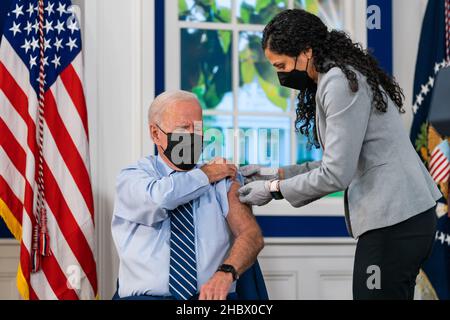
[181,29,232,110]
[179,0,232,23]
[239,32,290,111]
[237,0,288,25]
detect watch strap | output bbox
[217,264,239,281]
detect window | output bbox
[166,0,362,170]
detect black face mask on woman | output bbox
[156,124,203,171]
[277,56,317,92]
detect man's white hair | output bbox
[148,90,199,124]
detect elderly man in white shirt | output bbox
[112,90,264,300]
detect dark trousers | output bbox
[353,205,437,300]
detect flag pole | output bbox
[446,0,450,218]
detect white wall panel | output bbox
[259,240,356,300]
[0,240,20,300]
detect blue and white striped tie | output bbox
[169,200,198,300]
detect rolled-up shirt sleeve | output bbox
[113,165,210,226]
[213,173,244,218]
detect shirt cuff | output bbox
[279,179,300,207]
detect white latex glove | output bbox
[238,181,273,206]
[239,165,279,185]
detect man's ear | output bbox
[149,124,160,144]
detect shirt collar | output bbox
[155,154,202,176]
[156,154,176,177]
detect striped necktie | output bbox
[169,200,198,300]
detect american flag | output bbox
[0,0,97,299]
[429,140,450,184]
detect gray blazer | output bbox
[279,67,442,239]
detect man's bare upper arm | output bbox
[226,181,262,238]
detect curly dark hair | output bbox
[262,9,405,148]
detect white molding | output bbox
[393,0,428,130]
[346,0,368,47]
[141,0,156,156]
[178,21,267,31]
[203,110,293,116]
[165,0,180,91]
[130,0,144,160]
[0,239,19,246]
[263,270,299,299]
[0,240,20,300]
[264,237,356,245]
[80,0,101,298]
[261,242,356,257]
[259,242,356,299]
[254,197,345,216]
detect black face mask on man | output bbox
[277,56,317,92]
[156,124,203,171]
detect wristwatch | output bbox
[217,264,239,281]
[269,179,284,200]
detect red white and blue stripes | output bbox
[0,0,97,299]
[430,140,450,184]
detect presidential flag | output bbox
[411,0,450,300]
[0,0,97,299]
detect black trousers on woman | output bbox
[353,205,437,300]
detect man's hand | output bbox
[201,158,237,183]
[199,271,234,300]
[238,181,273,206]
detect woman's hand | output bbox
[238,181,273,206]
[239,165,282,184]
